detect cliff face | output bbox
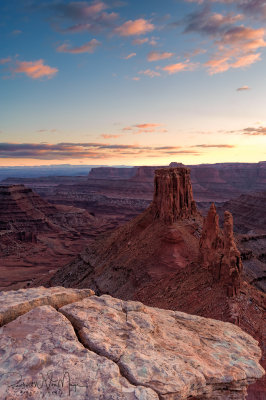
[0,185,106,291]
[0,185,58,232]
[151,167,197,223]
[199,204,243,297]
[0,287,264,400]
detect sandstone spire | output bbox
[151,167,197,224]
[199,204,243,297]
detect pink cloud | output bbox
[139,69,160,78]
[135,123,162,129]
[123,53,136,60]
[57,39,100,54]
[101,134,122,139]
[132,38,149,45]
[206,26,266,74]
[147,51,174,62]
[115,19,154,36]
[122,123,167,134]
[0,58,11,65]
[162,62,196,74]
[14,60,58,79]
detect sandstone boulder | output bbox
[60,294,264,399]
[0,286,94,327]
[0,305,158,399]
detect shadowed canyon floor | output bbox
[0,185,110,290]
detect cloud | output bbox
[184,6,243,36]
[0,58,11,65]
[205,26,266,74]
[132,76,140,81]
[161,61,196,74]
[0,142,201,160]
[123,52,136,59]
[101,134,122,138]
[36,129,58,133]
[122,123,167,134]
[147,51,174,62]
[186,1,266,21]
[115,19,154,36]
[139,69,161,78]
[12,30,22,35]
[237,85,251,91]
[183,3,266,74]
[45,1,118,33]
[57,39,100,54]
[192,144,236,148]
[132,38,149,45]
[14,59,58,79]
[242,126,266,135]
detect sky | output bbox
[0,0,266,166]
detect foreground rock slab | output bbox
[61,295,265,399]
[0,305,158,399]
[0,286,94,327]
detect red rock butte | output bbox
[151,167,197,223]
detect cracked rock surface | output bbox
[0,288,264,399]
[0,305,158,400]
[0,286,94,327]
[61,295,264,399]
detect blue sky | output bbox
[0,0,265,166]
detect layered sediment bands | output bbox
[151,167,197,223]
[199,204,243,297]
[0,185,107,290]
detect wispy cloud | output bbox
[161,61,196,74]
[0,142,201,160]
[139,69,161,78]
[184,6,243,36]
[192,144,236,148]
[14,59,58,79]
[237,85,251,91]
[45,1,118,33]
[242,126,266,135]
[115,19,154,36]
[100,134,122,138]
[186,1,266,22]
[122,123,167,134]
[0,58,12,65]
[183,4,266,74]
[123,52,136,59]
[147,51,174,61]
[36,129,58,133]
[56,39,100,54]
[132,37,149,45]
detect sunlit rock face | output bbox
[200,204,243,297]
[0,289,264,400]
[151,167,197,223]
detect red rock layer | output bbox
[199,203,243,297]
[151,167,197,223]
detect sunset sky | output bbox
[0,0,265,166]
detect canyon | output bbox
[0,162,265,399]
[0,185,108,290]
